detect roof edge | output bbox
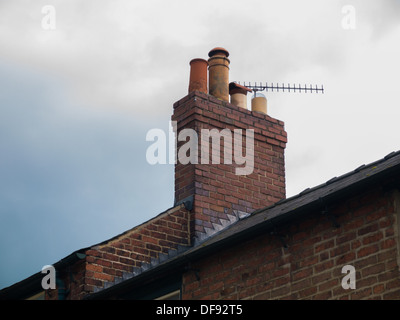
[0,250,86,300]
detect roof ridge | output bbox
[249,150,400,218]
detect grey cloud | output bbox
[0,61,174,289]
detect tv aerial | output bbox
[234,82,324,96]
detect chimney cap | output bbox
[208,47,229,58]
[190,58,208,65]
[229,82,253,94]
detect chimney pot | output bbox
[208,47,230,102]
[229,82,252,109]
[251,93,267,114]
[188,58,208,94]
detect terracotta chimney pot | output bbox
[188,58,208,94]
[208,47,230,102]
[229,82,252,109]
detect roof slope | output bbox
[87,150,400,299]
[189,150,400,251]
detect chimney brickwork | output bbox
[172,90,287,243]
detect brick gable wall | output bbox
[48,205,190,299]
[84,205,190,297]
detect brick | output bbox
[86,250,102,257]
[318,279,339,292]
[312,271,332,285]
[299,286,317,299]
[209,281,224,292]
[95,259,112,268]
[343,217,364,232]
[373,284,385,294]
[272,267,290,278]
[379,216,393,228]
[362,263,385,277]
[93,272,113,282]
[386,279,400,290]
[86,278,102,287]
[355,256,377,269]
[112,262,131,272]
[319,251,329,262]
[358,223,379,236]
[293,268,313,282]
[357,276,377,288]
[315,240,335,253]
[271,285,290,298]
[357,244,379,258]
[337,232,357,245]
[300,256,319,268]
[383,290,400,300]
[351,288,372,300]
[336,252,356,265]
[274,276,290,287]
[86,264,102,273]
[351,239,362,250]
[362,232,383,245]
[330,244,350,258]
[314,260,334,273]
[381,238,396,249]
[377,248,397,262]
[291,278,311,292]
[116,249,130,257]
[385,226,395,237]
[366,208,387,222]
[353,204,374,218]
[313,291,332,300]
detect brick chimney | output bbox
[172,48,287,244]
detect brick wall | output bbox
[172,91,287,243]
[45,259,86,300]
[181,186,400,300]
[51,205,190,299]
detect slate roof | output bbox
[186,150,400,251]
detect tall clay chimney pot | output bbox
[208,47,230,102]
[188,58,208,94]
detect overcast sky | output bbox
[0,0,399,290]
